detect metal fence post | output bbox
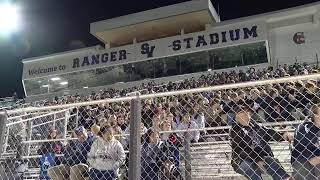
[184,131,192,180]
[26,119,33,156]
[75,107,79,128]
[0,111,8,156]
[129,94,142,180]
[63,111,69,144]
[53,113,56,129]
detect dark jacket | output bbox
[141,140,177,180]
[291,121,320,163]
[230,121,284,168]
[63,134,94,166]
[141,142,164,180]
[161,133,182,167]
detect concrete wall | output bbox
[269,22,320,65]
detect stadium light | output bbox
[51,77,61,81]
[0,3,20,35]
[60,81,68,85]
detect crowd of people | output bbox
[4,62,320,179]
[67,62,320,142]
[28,62,317,106]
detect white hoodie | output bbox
[87,137,126,171]
[177,121,200,142]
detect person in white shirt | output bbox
[122,122,147,149]
[87,125,126,180]
[177,111,200,143]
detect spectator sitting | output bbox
[38,128,63,157]
[206,98,227,137]
[47,126,94,180]
[222,92,239,125]
[152,115,162,132]
[90,124,100,137]
[117,114,127,131]
[291,104,320,179]
[192,107,206,142]
[160,120,181,167]
[123,122,147,149]
[141,129,178,180]
[141,129,162,180]
[38,128,63,180]
[87,125,126,180]
[177,111,200,143]
[230,99,293,180]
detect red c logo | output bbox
[293,32,305,44]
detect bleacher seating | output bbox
[1,62,319,179]
[0,132,292,180]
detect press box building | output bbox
[22,0,320,101]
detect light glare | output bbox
[51,77,61,81]
[60,81,68,85]
[0,3,20,35]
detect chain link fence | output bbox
[1,74,320,179]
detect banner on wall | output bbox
[23,21,267,79]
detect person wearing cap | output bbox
[230,99,293,180]
[87,125,126,180]
[48,126,94,180]
[291,104,320,179]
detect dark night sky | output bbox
[0,0,320,98]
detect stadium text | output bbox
[171,26,258,51]
[72,50,127,68]
[28,65,66,76]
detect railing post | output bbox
[53,112,56,129]
[63,111,69,145]
[3,127,9,154]
[129,94,141,180]
[26,118,33,156]
[0,111,8,156]
[75,107,79,128]
[184,131,192,180]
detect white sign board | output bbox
[23,21,267,79]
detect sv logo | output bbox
[141,43,155,58]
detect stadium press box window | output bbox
[23,41,268,96]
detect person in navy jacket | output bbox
[230,99,293,180]
[291,104,320,180]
